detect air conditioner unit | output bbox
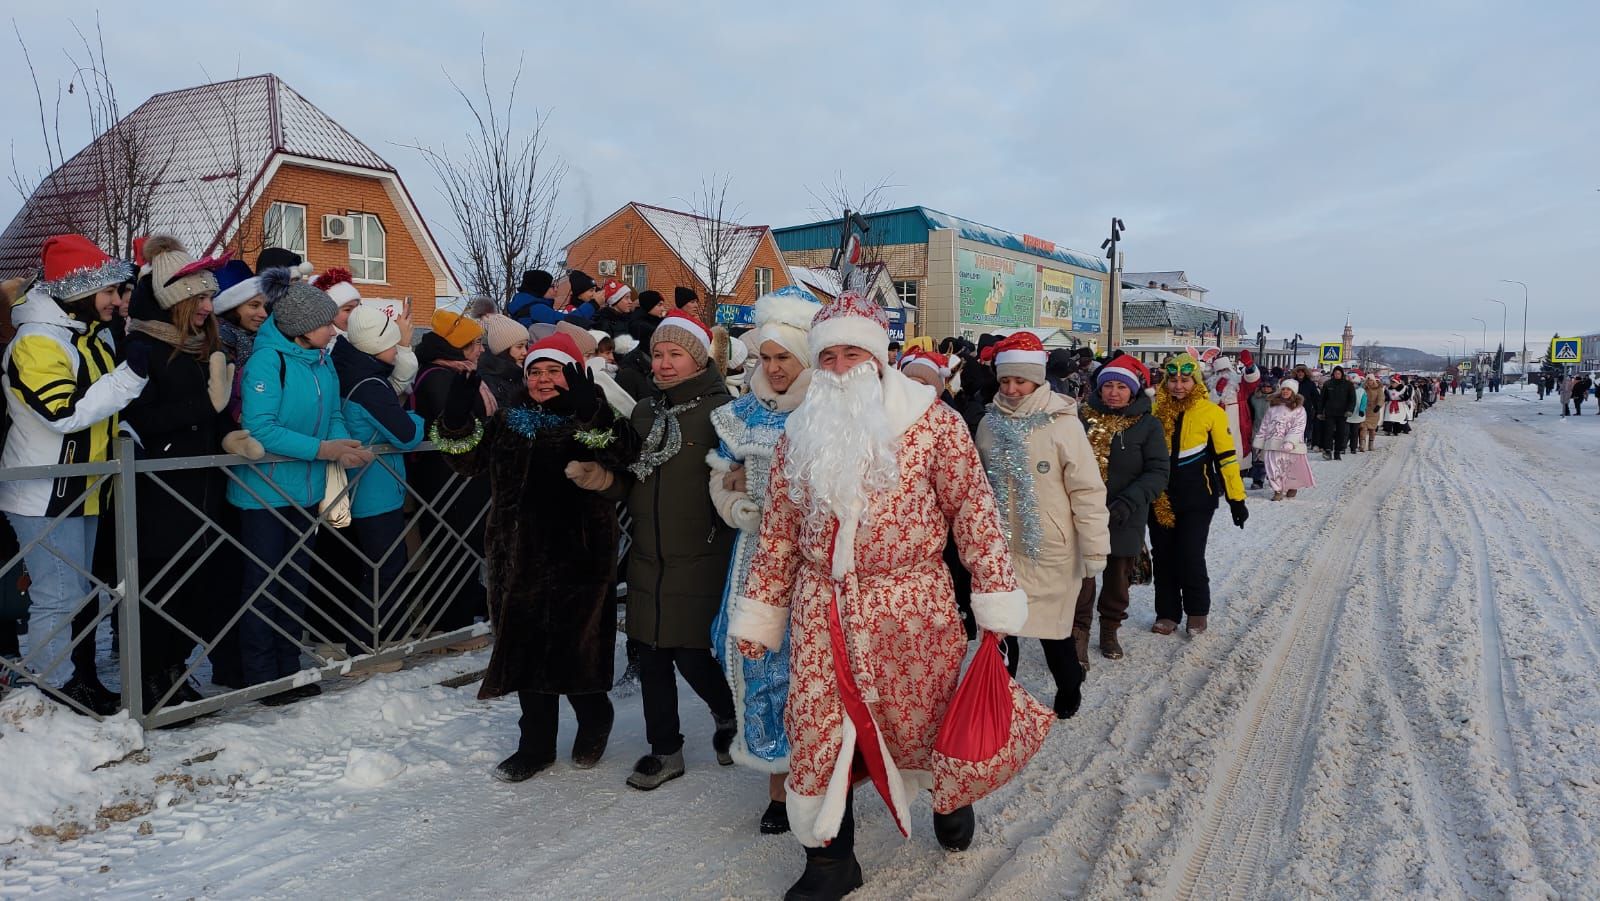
[597,260,618,277]
[321,214,357,241]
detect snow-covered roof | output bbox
[991,326,1077,348]
[633,203,766,297]
[1122,288,1232,333]
[1123,270,1207,293]
[789,265,841,298]
[0,75,455,289]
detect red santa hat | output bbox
[524,333,585,371]
[313,267,362,308]
[1095,354,1149,393]
[599,279,632,307]
[38,234,133,302]
[651,308,713,367]
[993,332,1048,385]
[807,290,890,365]
[899,349,951,382]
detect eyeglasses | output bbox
[1164,361,1198,376]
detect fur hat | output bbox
[145,235,225,310]
[1096,354,1149,393]
[38,234,133,302]
[651,309,712,367]
[993,332,1048,385]
[481,313,529,355]
[752,285,820,364]
[271,281,339,338]
[613,333,639,356]
[346,305,402,355]
[807,291,889,365]
[430,309,484,349]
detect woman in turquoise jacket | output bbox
[333,306,425,652]
[229,274,372,697]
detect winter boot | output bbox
[784,854,863,901]
[571,706,615,770]
[166,665,205,704]
[626,749,686,791]
[1099,624,1124,660]
[1071,627,1091,672]
[761,800,791,835]
[1151,619,1178,635]
[713,716,738,766]
[60,676,122,716]
[1053,667,1084,719]
[1186,615,1208,635]
[1286,489,1298,499]
[1271,491,1284,501]
[493,748,556,783]
[933,805,977,851]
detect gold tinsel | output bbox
[1149,384,1199,529]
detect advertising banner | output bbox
[1039,269,1075,330]
[714,303,755,327]
[1072,276,1103,334]
[958,249,1036,329]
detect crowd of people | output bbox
[1,231,1459,899]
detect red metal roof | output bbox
[0,74,394,278]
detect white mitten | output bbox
[207,352,234,413]
[730,497,762,533]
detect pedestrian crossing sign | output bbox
[1551,338,1581,364]
[1319,343,1343,364]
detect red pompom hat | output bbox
[1096,354,1150,394]
[899,349,952,382]
[993,332,1048,385]
[524,332,585,371]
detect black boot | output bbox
[60,676,121,716]
[1054,663,1085,720]
[760,800,791,835]
[493,748,556,783]
[933,805,976,851]
[712,716,737,766]
[784,853,863,900]
[166,665,205,704]
[571,705,615,770]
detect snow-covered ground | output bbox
[2,387,1597,899]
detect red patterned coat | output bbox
[728,367,1028,849]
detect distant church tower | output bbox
[1342,317,1354,361]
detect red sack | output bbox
[931,632,1055,812]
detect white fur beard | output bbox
[783,361,899,528]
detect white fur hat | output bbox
[753,286,821,364]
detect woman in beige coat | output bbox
[976,333,1110,717]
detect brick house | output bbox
[0,74,458,314]
[562,202,792,325]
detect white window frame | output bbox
[894,279,919,307]
[347,211,388,284]
[622,263,648,292]
[262,201,307,257]
[753,266,773,297]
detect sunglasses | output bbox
[1164,361,1198,376]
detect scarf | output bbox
[128,318,209,357]
[984,391,1054,559]
[627,396,703,481]
[219,319,256,366]
[1150,386,1199,528]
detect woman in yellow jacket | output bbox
[1148,352,1248,635]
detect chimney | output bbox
[1160,283,1169,290]
[1147,281,1157,288]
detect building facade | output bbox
[774,207,1110,346]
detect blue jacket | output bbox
[332,339,424,518]
[227,316,352,510]
[508,291,562,326]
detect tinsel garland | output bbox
[1081,407,1141,483]
[628,397,702,480]
[1150,387,1199,528]
[575,427,615,449]
[38,258,134,302]
[984,406,1055,559]
[504,406,570,441]
[429,419,484,455]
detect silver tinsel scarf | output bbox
[985,408,1054,559]
[627,397,702,480]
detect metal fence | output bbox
[0,438,489,729]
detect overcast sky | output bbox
[4,1,1596,356]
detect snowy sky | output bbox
[4,1,1596,356]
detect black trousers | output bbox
[1149,506,1216,620]
[1038,636,1084,692]
[518,690,614,757]
[631,640,735,756]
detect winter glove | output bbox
[1084,556,1108,578]
[123,339,151,378]
[564,460,615,493]
[1107,496,1135,528]
[440,371,483,432]
[555,362,603,422]
[1239,349,1254,369]
[730,497,762,533]
[221,429,265,460]
[723,464,748,494]
[206,352,235,413]
[1229,498,1249,529]
[317,438,373,469]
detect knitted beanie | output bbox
[346,305,402,355]
[566,270,596,298]
[430,309,484,349]
[272,282,339,338]
[1096,354,1149,394]
[637,290,664,314]
[674,286,699,309]
[555,320,599,358]
[144,235,221,310]
[651,309,712,368]
[481,313,528,355]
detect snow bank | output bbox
[0,688,146,844]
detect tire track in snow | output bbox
[1163,441,1411,901]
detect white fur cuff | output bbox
[705,449,735,472]
[727,596,788,650]
[971,589,1029,635]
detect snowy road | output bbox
[3,389,1597,899]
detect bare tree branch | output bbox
[677,173,746,315]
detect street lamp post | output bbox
[1452,332,1466,359]
[1500,279,1528,385]
[1471,317,1487,358]
[1485,298,1507,385]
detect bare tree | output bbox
[9,17,173,260]
[679,173,746,313]
[403,46,566,306]
[1356,340,1382,370]
[184,67,266,260]
[805,171,898,266]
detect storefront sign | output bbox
[714,303,755,327]
[1038,269,1075,330]
[1073,277,1103,334]
[885,308,906,342]
[958,249,1036,329]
